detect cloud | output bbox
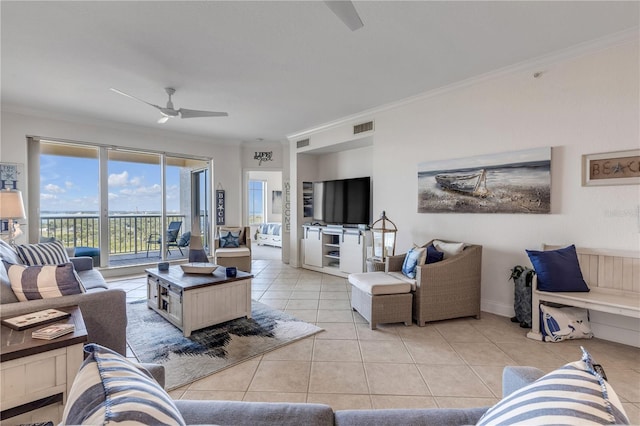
[108,171,129,187]
[108,192,118,200]
[119,184,161,196]
[44,183,65,193]
[130,176,142,186]
[65,181,73,188]
[41,193,57,200]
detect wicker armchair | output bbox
[387,240,482,326]
[214,226,252,273]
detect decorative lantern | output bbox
[371,211,397,262]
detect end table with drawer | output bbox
[0,306,87,425]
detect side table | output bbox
[1,306,87,425]
[366,258,386,272]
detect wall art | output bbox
[582,149,640,186]
[417,147,551,214]
[283,181,291,232]
[215,189,225,225]
[254,151,273,166]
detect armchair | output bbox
[387,240,482,326]
[214,226,252,272]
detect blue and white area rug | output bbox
[126,300,322,390]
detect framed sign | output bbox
[582,150,640,186]
[216,189,225,225]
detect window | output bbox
[30,138,212,267]
[248,180,266,225]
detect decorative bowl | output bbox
[180,262,218,274]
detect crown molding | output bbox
[287,28,639,141]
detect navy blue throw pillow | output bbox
[526,245,589,292]
[426,244,444,264]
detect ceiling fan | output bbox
[324,1,363,31]
[110,87,228,124]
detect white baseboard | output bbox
[481,299,513,318]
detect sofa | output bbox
[0,239,127,355]
[255,222,282,247]
[63,343,631,425]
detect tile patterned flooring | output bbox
[108,259,640,421]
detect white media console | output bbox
[301,225,369,277]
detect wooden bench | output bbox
[526,244,640,341]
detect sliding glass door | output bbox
[31,138,212,268]
[38,142,101,258]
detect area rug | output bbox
[126,300,322,390]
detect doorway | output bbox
[246,170,282,260]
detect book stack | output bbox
[32,323,75,340]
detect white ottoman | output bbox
[348,272,413,330]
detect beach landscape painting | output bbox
[418,147,551,214]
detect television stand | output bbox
[301,225,369,277]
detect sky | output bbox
[40,154,180,213]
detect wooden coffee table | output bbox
[146,265,253,337]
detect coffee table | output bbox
[146,265,253,337]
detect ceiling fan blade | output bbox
[179,108,229,119]
[157,116,170,124]
[324,1,363,31]
[110,88,163,110]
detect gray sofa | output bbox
[165,365,543,425]
[0,240,127,355]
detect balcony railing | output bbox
[40,214,186,256]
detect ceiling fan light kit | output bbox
[110,87,228,124]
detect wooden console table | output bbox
[0,305,87,425]
[146,265,253,337]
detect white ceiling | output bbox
[2,1,638,144]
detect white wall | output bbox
[316,146,373,181]
[0,109,246,238]
[290,38,640,345]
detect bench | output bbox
[527,244,640,341]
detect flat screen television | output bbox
[313,177,371,225]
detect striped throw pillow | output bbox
[477,347,629,425]
[62,344,186,426]
[4,262,85,302]
[15,241,70,266]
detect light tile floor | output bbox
[108,259,640,420]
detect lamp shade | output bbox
[371,210,397,262]
[0,190,26,219]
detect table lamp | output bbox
[371,210,397,262]
[0,189,26,245]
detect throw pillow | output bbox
[426,244,444,264]
[62,344,186,426]
[526,244,590,292]
[401,246,426,279]
[15,240,70,266]
[4,261,85,302]
[540,305,593,342]
[432,240,465,259]
[220,230,240,248]
[220,226,244,242]
[476,347,629,425]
